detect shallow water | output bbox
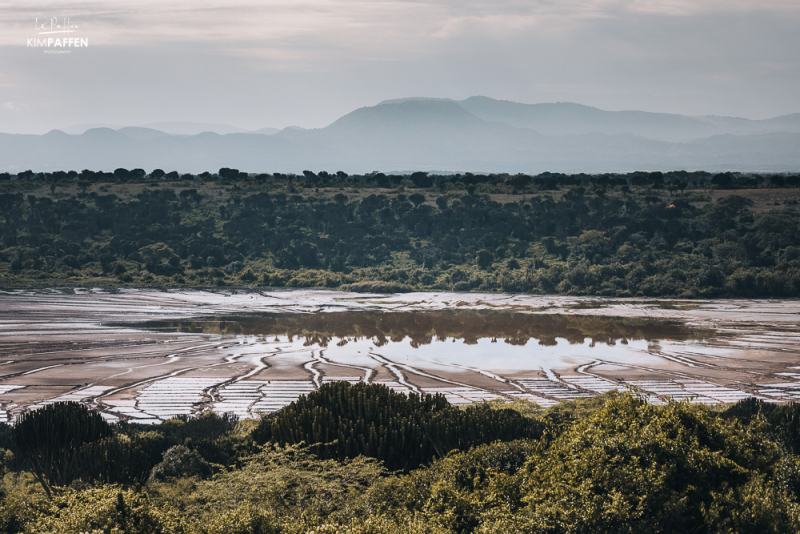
[1,290,800,423]
[128,311,708,374]
[130,310,710,344]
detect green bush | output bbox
[722,397,775,422]
[521,392,800,533]
[424,403,544,457]
[765,402,800,455]
[0,424,17,461]
[150,445,211,481]
[388,440,539,532]
[156,443,387,525]
[13,402,112,497]
[250,413,277,445]
[725,399,800,456]
[157,412,244,466]
[0,472,44,534]
[160,412,239,444]
[0,449,14,476]
[79,435,158,486]
[280,514,451,534]
[270,382,449,470]
[29,486,187,534]
[195,504,280,534]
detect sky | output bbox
[1,0,799,134]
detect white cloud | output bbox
[2,101,27,111]
[1,0,798,57]
[0,0,798,133]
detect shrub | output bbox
[195,504,280,534]
[521,392,800,533]
[726,399,800,456]
[424,403,544,457]
[0,472,44,534]
[171,443,387,524]
[723,397,776,422]
[13,402,112,497]
[150,445,211,481]
[396,439,539,523]
[80,435,158,486]
[250,413,277,445]
[765,402,800,455]
[271,382,449,470]
[30,486,187,534]
[160,412,239,444]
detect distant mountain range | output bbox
[60,122,280,136]
[2,97,799,173]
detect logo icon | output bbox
[27,17,88,52]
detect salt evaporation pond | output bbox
[1,289,799,424]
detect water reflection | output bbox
[123,310,712,348]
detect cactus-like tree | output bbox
[79,435,156,486]
[270,382,449,470]
[14,401,111,497]
[424,403,544,457]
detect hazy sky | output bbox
[1,0,799,133]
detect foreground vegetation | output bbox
[1,169,800,296]
[3,384,800,533]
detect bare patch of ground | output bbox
[1,289,800,423]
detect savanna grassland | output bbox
[1,169,800,297]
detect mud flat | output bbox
[1,288,799,424]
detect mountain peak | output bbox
[377,97,455,106]
[117,126,170,140]
[325,98,485,137]
[81,127,120,136]
[139,122,249,135]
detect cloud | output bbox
[4,0,795,47]
[0,0,798,134]
[2,0,798,65]
[3,101,27,111]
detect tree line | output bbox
[1,170,799,297]
[3,168,800,190]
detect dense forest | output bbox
[1,169,800,296]
[2,385,800,533]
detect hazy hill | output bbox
[457,96,800,142]
[60,122,278,136]
[136,122,251,135]
[287,99,549,170]
[325,99,487,137]
[1,97,799,173]
[116,127,171,140]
